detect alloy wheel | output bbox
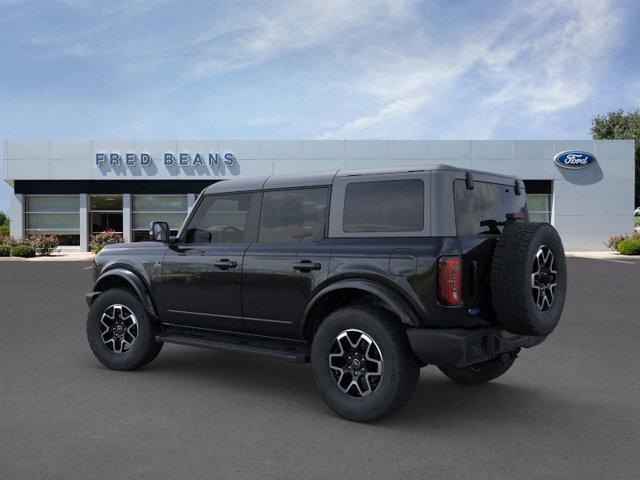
[328,329,383,398]
[531,245,558,312]
[100,304,138,353]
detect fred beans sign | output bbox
[95,151,236,168]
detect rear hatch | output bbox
[453,178,528,325]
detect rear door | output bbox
[161,192,260,332]
[242,187,333,339]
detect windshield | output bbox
[454,179,528,235]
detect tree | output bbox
[0,211,9,237]
[590,109,640,207]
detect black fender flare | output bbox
[301,279,421,338]
[89,268,157,319]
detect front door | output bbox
[242,187,332,339]
[160,192,260,332]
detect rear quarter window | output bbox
[454,179,527,235]
[343,179,424,233]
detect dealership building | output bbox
[2,139,635,251]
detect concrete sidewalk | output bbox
[566,250,640,260]
[0,250,95,261]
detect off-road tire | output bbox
[491,221,567,336]
[311,306,420,422]
[438,353,517,385]
[87,288,163,371]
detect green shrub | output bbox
[0,244,10,256]
[10,244,36,258]
[25,234,59,256]
[604,234,626,251]
[0,224,9,237]
[90,230,124,254]
[616,238,640,255]
[5,237,23,247]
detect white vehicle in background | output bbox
[635,207,640,216]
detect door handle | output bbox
[213,259,238,269]
[293,260,321,272]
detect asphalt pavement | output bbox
[1,258,639,479]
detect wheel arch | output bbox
[301,279,421,342]
[90,269,158,320]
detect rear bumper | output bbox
[406,326,545,368]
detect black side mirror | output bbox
[150,221,170,243]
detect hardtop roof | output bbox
[202,164,520,194]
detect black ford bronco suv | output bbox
[86,166,566,422]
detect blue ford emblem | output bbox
[554,150,595,169]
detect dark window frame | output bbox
[342,178,425,233]
[178,191,261,245]
[452,179,528,235]
[257,186,331,244]
[328,173,431,239]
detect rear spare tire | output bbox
[491,221,566,336]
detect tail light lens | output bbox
[438,256,462,306]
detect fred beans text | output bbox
[95,152,236,167]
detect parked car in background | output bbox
[86,166,567,422]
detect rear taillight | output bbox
[438,256,462,306]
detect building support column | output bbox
[123,193,132,243]
[549,180,556,226]
[187,193,196,213]
[80,194,89,251]
[10,193,24,239]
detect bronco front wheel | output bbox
[86,288,163,371]
[311,306,420,422]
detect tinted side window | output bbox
[343,179,424,232]
[454,180,528,235]
[183,193,254,243]
[259,188,329,243]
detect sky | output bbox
[1,0,639,212]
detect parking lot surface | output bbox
[1,258,639,479]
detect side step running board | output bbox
[156,333,310,363]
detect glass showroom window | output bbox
[527,194,551,223]
[25,195,80,246]
[132,195,188,241]
[90,195,123,235]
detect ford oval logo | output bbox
[554,150,595,169]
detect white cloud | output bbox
[5,0,630,140]
[481,0,622,114]
[321,94,429,138]
[323,0,625,138]
[190,0,414,77]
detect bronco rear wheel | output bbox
[311,306,419,422]
[491,221,567,336]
